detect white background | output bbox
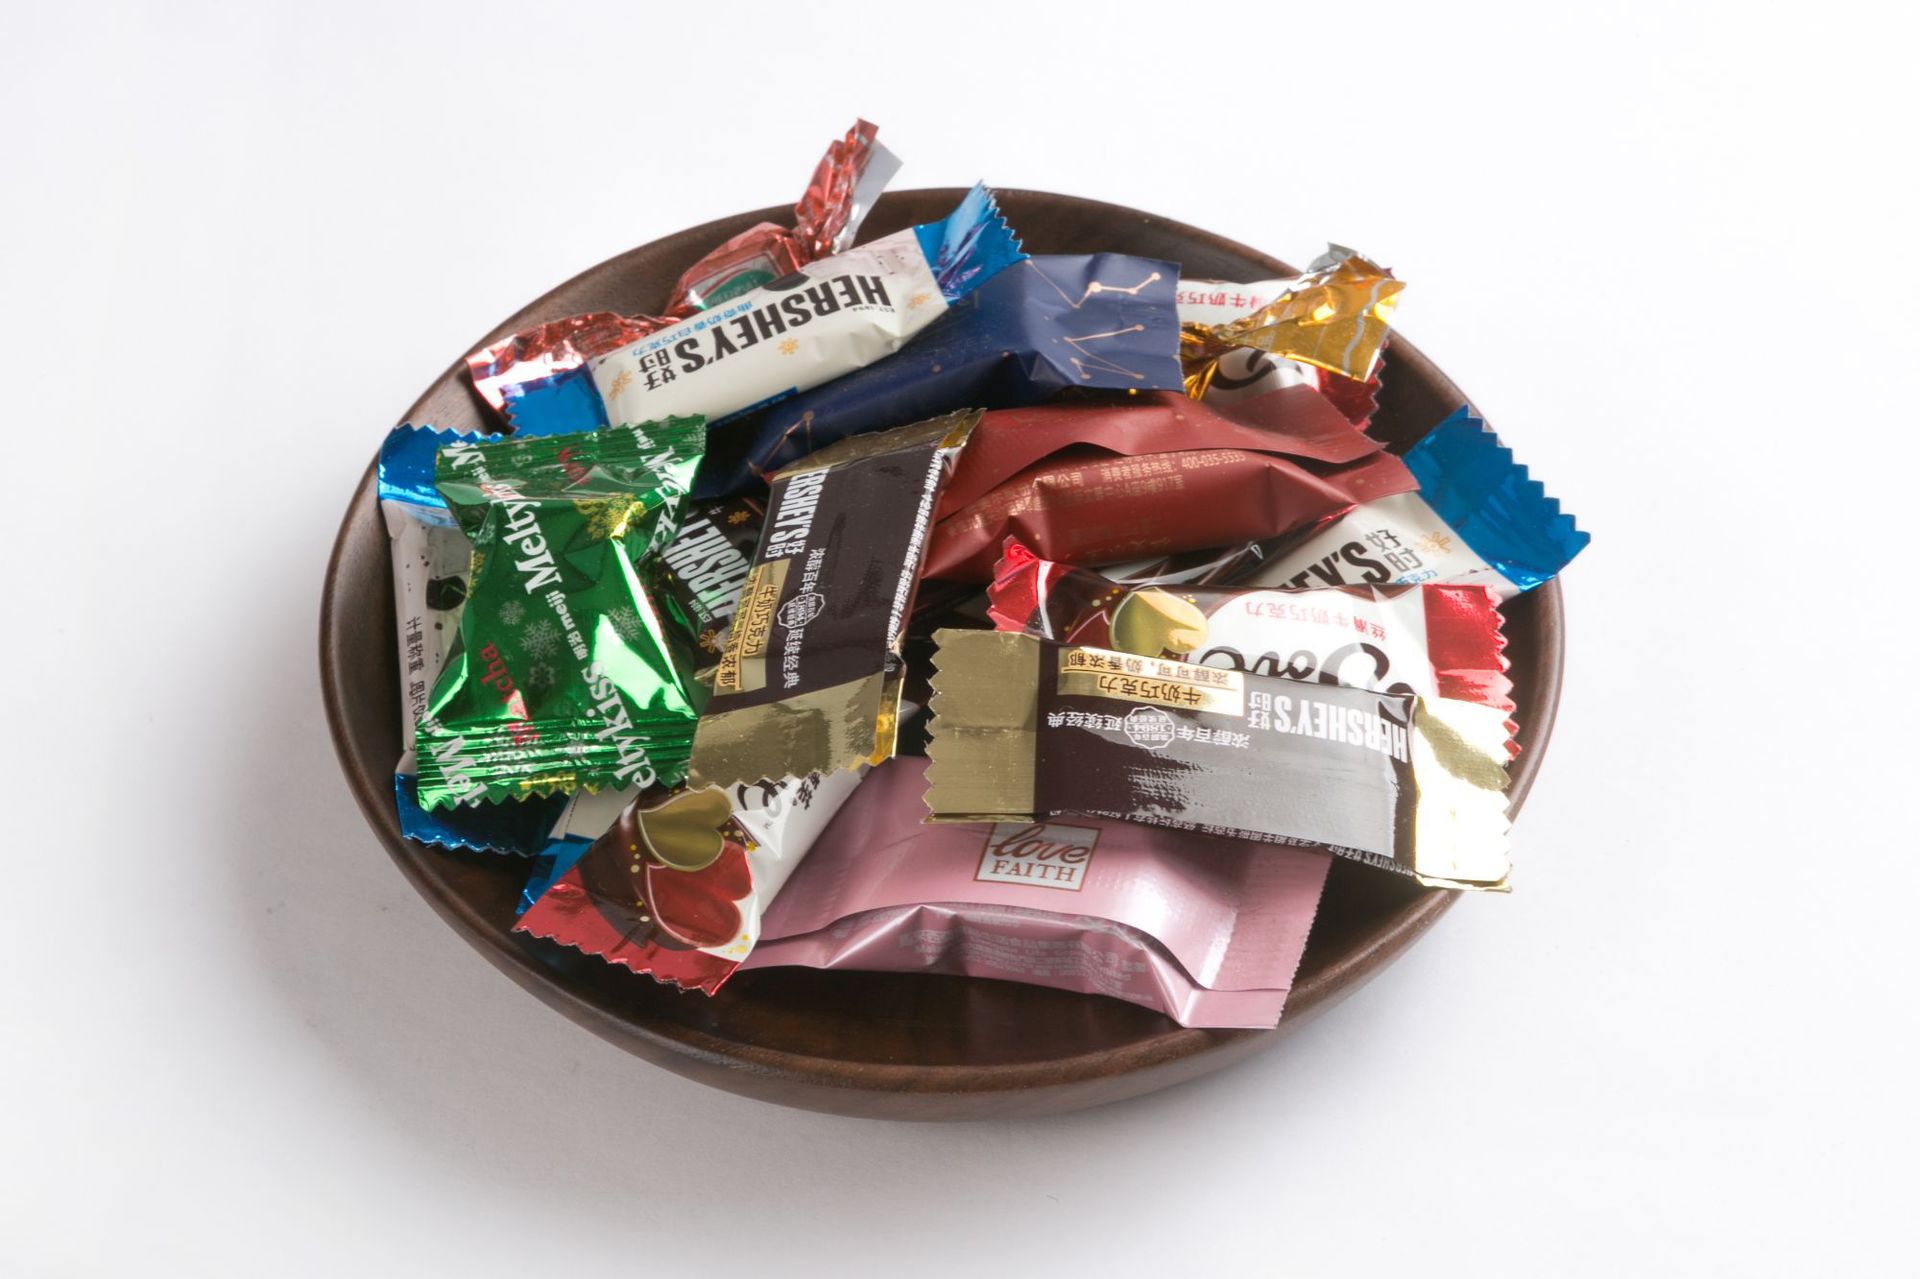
[4,2,1915,1274]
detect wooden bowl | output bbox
[320,189,1564,1119]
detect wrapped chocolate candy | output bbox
[590,185,1022,430]
[922,388,1414,581]
[988,542,1512,715]
[696,253,1184,496]
[515,769,867,994]
[663,120,899,313]
[1193,245,1403,384]
[741,758,1332,1029]
[926,630,1513,890]
[690,411,977,789]
[517,785,636,914]
[467,119,900,431]
[377,425,566,851]
[413,418,706,808]
[651,494,763,660]
[1247,406,1589,599]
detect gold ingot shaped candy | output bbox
[638,787,733,871]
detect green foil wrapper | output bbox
[414,418,706,809]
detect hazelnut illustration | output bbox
[1108,588,1209,658]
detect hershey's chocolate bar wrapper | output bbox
[652,494,763,660]
[590,186,1021,431]
[690,411,978,788]
[1248,406,1589,599]
[926,629,1513,890]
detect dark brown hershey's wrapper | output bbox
[689,411,979,788]
[925,629,1512,889]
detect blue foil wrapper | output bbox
[517,835,593,914]
[696,254,1183,497]
[1403,406,1590,594]
[396,774,566,858]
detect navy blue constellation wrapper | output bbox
[695,254,1183,498]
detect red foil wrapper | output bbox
[467,311,670,415]
[922,389,1415,581]
[466,119,895,420]
[662,119,890,314]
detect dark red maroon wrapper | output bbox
[922,388,1414,581]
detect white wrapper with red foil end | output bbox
[740,758,1332,1029]
[513,767,868,994]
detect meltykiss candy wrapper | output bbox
[740,758,1332,1030]
[926,629,1513,890]
[377,424,565,852]
[515,769,868,994]
[1247,406,1590,599]
[589,185,1022,431]
[696,253,1184,496]
[413,418,706,809]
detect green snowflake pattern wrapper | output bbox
[413,417,707,809]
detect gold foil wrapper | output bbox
[1196,248,1404,385]
[923,630,1039,821]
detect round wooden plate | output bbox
[320,189,1565,1120]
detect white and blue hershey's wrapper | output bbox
[589,185,1021,430]
[1247,407,1588,600]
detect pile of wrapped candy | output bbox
[377,122,1587,1027]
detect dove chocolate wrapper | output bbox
[697,253,1184,496]
[376,424,567,852]
[922,388,1415,581]
[515,769,867,994]
[590,186,1022,433]
[987,542,1515,739]
[926,630,1513,890]
[411,418,708,809]
[466,119,900,432]
[1247,406,1590,600]
[738,758,1332,1029]
[689,411,978,789]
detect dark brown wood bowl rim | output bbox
[320,187,1564,1102]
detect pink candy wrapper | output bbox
[740,758,1332,1028]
